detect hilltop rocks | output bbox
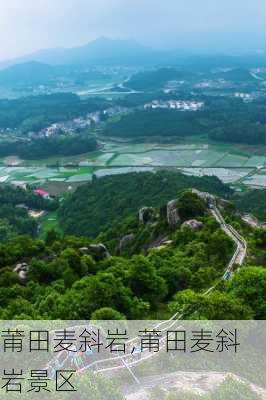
[181,219,203,230]
[167,199,181,229]
[13,262,29,281]
[191,188,215,205]
[118,234,135,254]
[139,207,156,225]
[79,244,110,260]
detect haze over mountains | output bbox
[2,37,266,73]
[0,38,164,69]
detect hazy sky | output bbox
[0,0,266,61]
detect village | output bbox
[143,99,204,111]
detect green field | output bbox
[40,211,61,237]
[1,140,266,192]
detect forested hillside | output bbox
[104,97,266,145]
[0,173,265,320]
[234,189,266,221]
[0,93,108,132]
[0,187,265,320]
[0,133,97,159]
[59,171,232,237]
[126,68,194,91]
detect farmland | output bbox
[1,140,266,194]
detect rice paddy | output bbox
[1,140,266,192]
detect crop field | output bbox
[182,168,252,183]
[242,171,266,188]
[1,141,266,192]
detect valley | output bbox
[1,140,266,197]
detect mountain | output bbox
[1,37,163,68]
[212,67,257,82]
[0,61,57,86]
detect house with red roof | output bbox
[34,188,50,199]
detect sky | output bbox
[0,0,266,61]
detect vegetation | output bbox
[104,108,206,138]
[0,193,264,320]
[0,133,98,159]
[235,189,266,221]
[0,93,108,132]
[0,172,264,321]
[105,96,266,145]
[126,67,193,91]
[148,377,262,400]
[0,185,57,242]
[59,171,232,237]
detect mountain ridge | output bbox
[0,37,162,68]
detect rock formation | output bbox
[181,219,203,230]
[167,199,180,229]
[139,207,156,224]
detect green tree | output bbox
[91,307,126,320]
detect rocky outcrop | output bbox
[79,244,110,260]
[181,219,203,230]
[191,189,215,206]
[148,236,173,251]
[139,207,156,225]
[118,234,135,254]
[13,262,29,281]
[167,200,180,229]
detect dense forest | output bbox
[126,67,257,91]
[0,173,265,321]
[126,68,195,91]
[59,171,232,237]
[0,186,265,320]
[235,189,266,221]
[104,109,205,138]
[0,93,109,132]
[104,96,266,145]
[0,133,98,159]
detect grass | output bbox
[40,211,61,237]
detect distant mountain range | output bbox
[0,37,164,69]
[1,37,266,89]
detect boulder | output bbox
[13,262,29,281]
[118,234,135,254]
[191,189,215,206]
[79,247,89,254]
[139,207,156,224]
[181,219,203,230]
[87,244,111,260]
[167,199,180,229]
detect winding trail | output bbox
[76,198,248,375]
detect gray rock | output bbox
[87,244,111,260]
[139,207,156,224]
[181,219,203,230]
[79,247,89,254]
[119,234,135,254]
[13,262,29,281]
[191,189,215,206]
[167,199,180,229]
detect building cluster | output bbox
[35,111,102,139]
[144,99,204,111]
[103,106,128,117]
[234,92,253,102]
[29,106,129,139]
